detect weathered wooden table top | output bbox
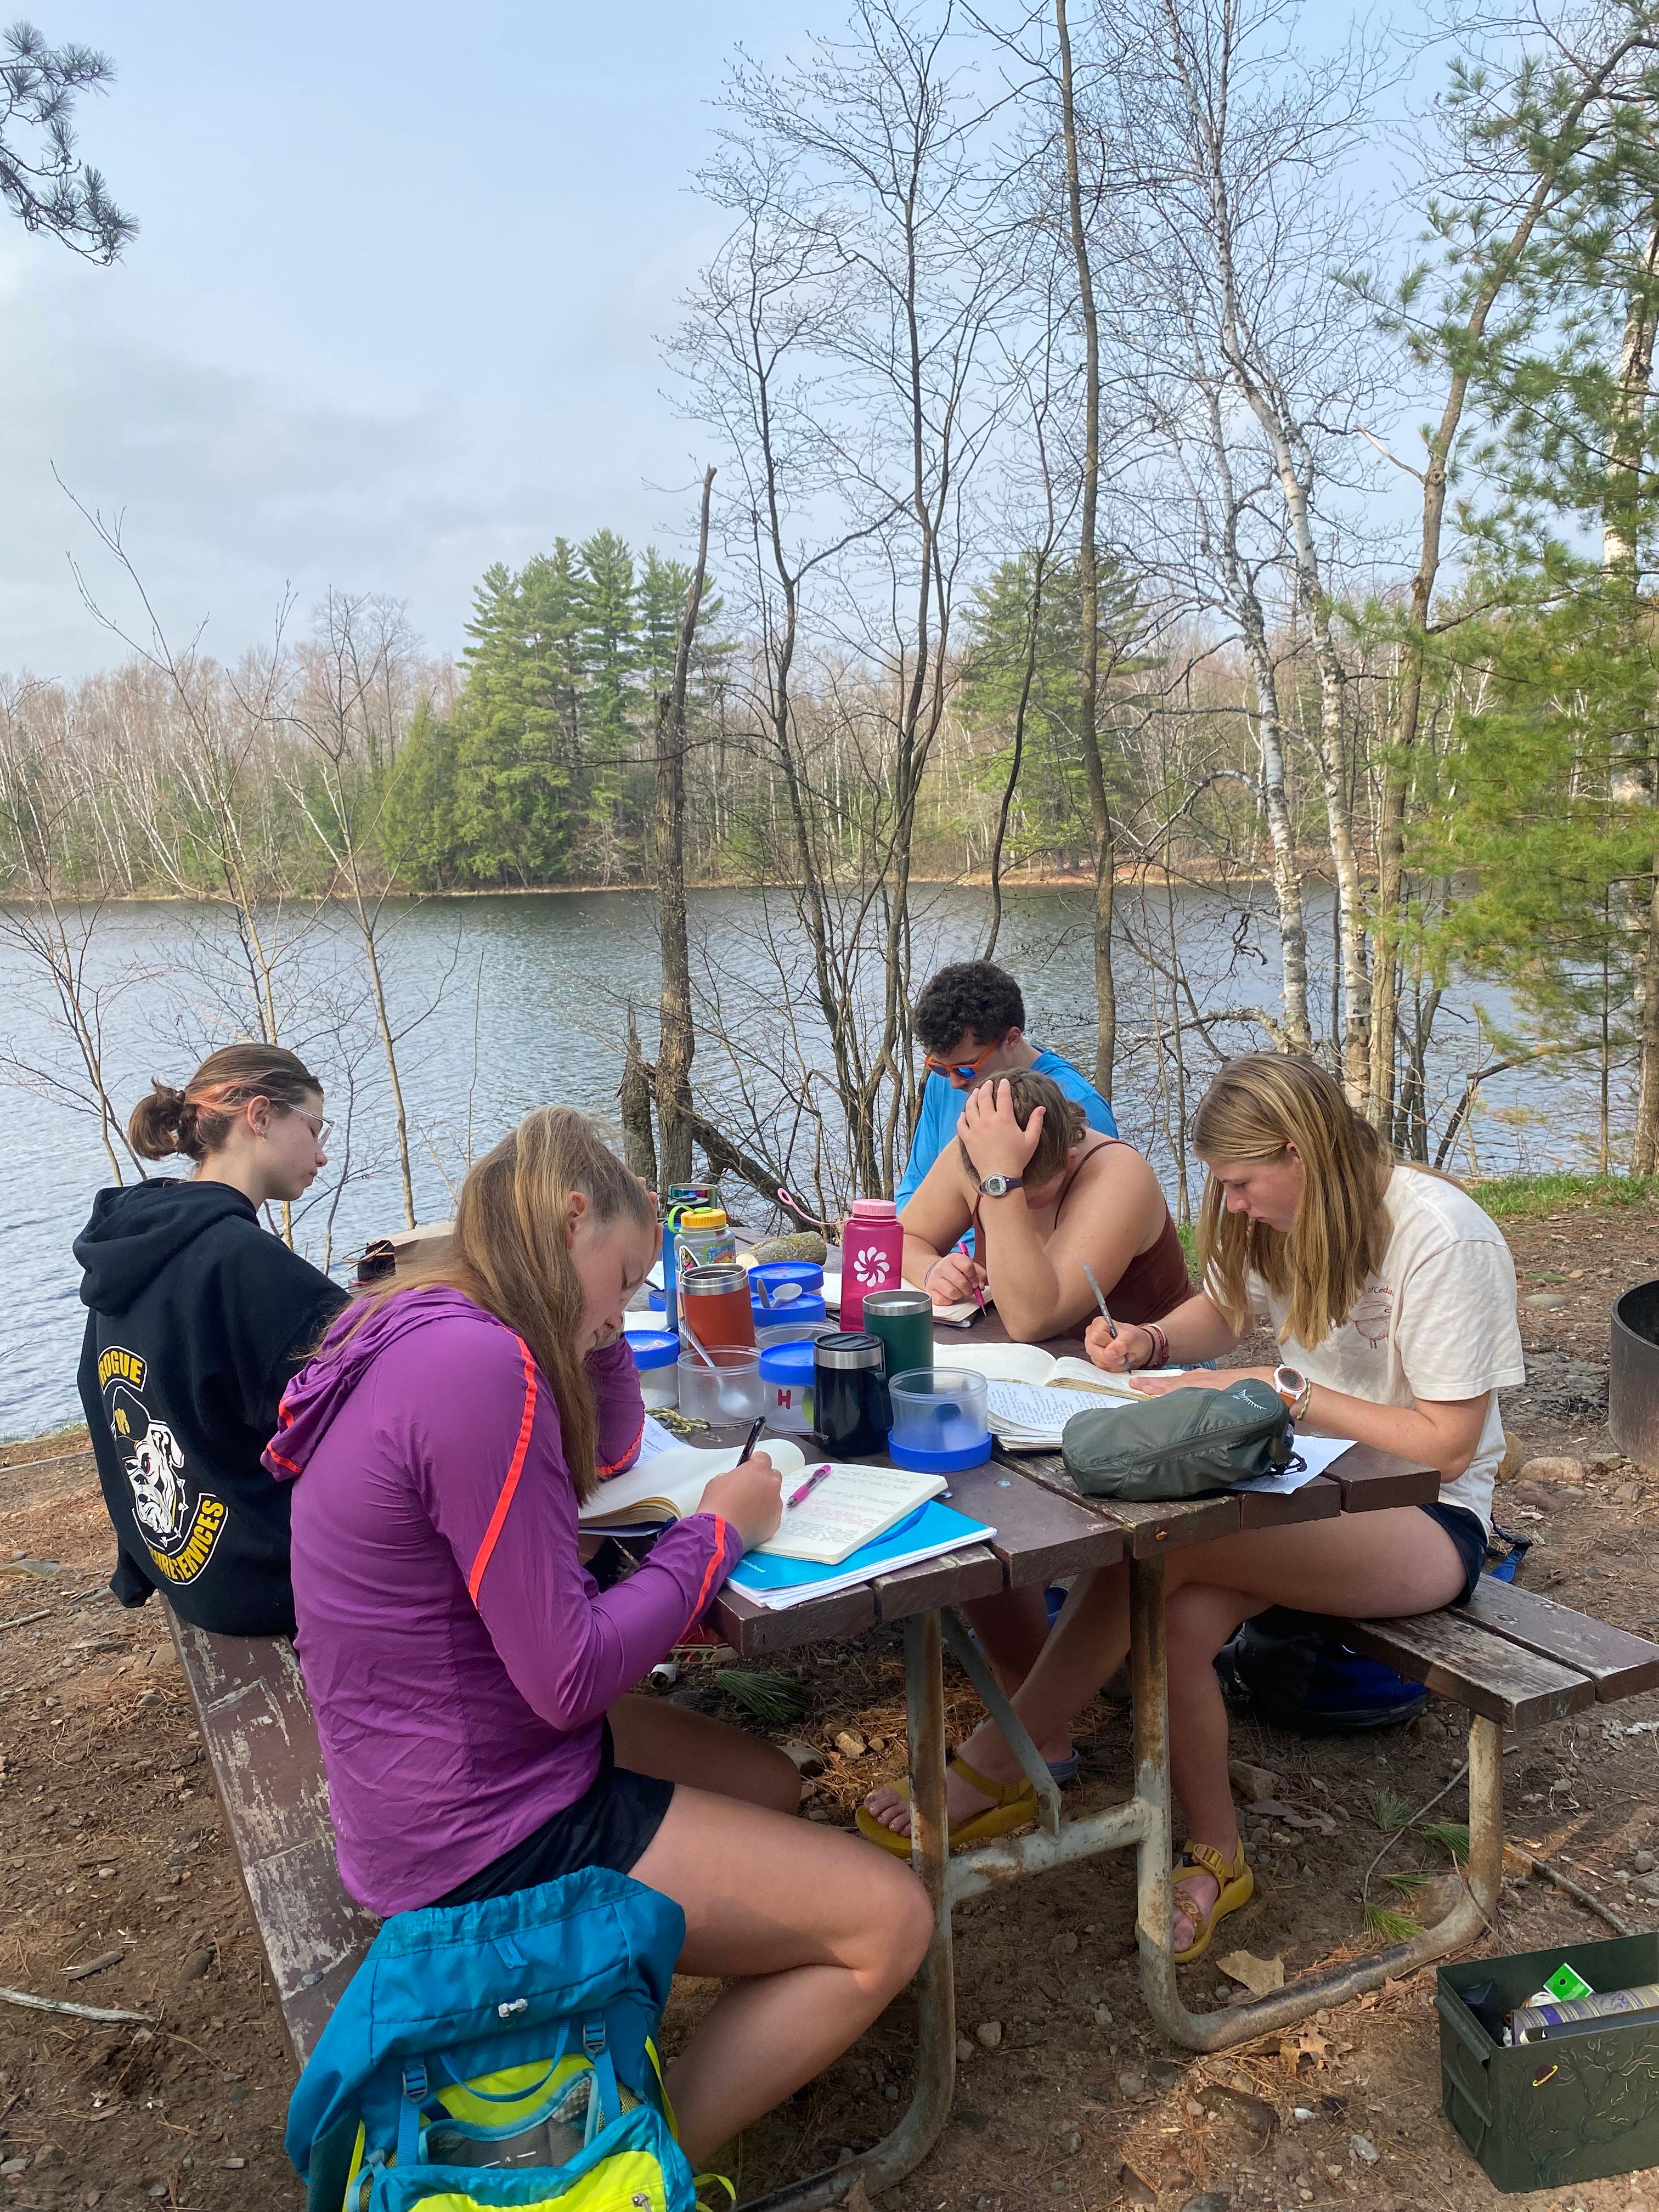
[693,1314,1438,1658]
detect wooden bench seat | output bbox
[1345,1580,1659,1730]
[167,1613,377,2064]
[173,1567,1659,2078]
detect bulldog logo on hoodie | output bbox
[100,1352,228,1586]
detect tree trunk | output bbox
[1608,221,1659,1172]
[654,466,715,1187]
[1238,617,1311,1053]
[620,1011,659,1188]
[1056,0,1115,1097]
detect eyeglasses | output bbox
[296,1110,333,1145]
[921,1039,1002,1082]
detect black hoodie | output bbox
[74,1179,349,1637]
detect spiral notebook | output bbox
[725,1499,995,1611]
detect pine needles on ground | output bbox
[1370,1788,1413,1833]
[1364,1904,1423,1942]
[713,1669,812,1726]
[1423,1821,1470,1864]
[1384,1871,1428,1897]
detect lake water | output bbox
[0,882,1609,1437]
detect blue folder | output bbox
[726,1498,995,1597]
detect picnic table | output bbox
[690,1316,1469,2212]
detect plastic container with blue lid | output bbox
[624,1328,680,1409]
[758,1339,817,1434]
[886,1367,992,1472]
[754,1288,827,1327]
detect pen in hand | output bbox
[1083,1261,1118,1338]
[786,1463,833,1510]
[738,1415,766,1465]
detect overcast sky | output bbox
[0,1,804,678]
[2,2,1438,681]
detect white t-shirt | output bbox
[1240,1167,1523,1533]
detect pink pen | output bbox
[786,1463,834,1510]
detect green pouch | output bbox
[1060,1377,1293,1502]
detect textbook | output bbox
[941,1342,1190,1451]
[578,1435,807,1533]
[755,1463,949,1567]
[726,1499,996,1611]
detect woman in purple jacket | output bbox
[266,1106,930,2166]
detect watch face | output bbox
[980,1174,1020,1198]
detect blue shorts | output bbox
[1420,1501,1487,1605]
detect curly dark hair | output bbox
[913,961,1025,1056]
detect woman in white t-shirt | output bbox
[857,1054,1523,1965]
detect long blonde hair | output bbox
[345,1107,653,1502]
[1194,1054,1395,1350]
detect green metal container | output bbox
[1440,1931,1659,2193]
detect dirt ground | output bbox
[3,1197,1658,2212]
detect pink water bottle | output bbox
[842,1197,905,1331]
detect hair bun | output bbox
[127,1079,191,1161]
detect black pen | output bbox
[738,1414,765,1463]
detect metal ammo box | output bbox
[1439,1932,1659,2193]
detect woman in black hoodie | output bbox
[75,1045,348,1638]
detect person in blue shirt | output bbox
[895,958,1117,1210]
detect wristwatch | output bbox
[976,1173,1025,1199]
[1273,1364,1314,1421]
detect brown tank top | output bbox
[971,1136,1191,1325]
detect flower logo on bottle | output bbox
[851,1245,892,1288]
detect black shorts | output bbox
[433,1723,674,1907]
[1420,1500,1488,1605]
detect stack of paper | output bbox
[725,1499,996,1611]
[982,1379,1133,1451]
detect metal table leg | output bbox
[743,1611,955,2208]
[1131,1554,1504,2051]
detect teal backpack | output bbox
[286,1868,713,2212]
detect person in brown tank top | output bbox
[899,1068,1189,1344]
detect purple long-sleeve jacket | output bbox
[262,1286,742,1915]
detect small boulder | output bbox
[974,2020,1002,2050]
[1228,1758,1282,1803]
[1519,1455,1585,1485]
[1510,1482,1556,1513]
[1350,2134,1380,2165]
[833,1729,867,1759]
[1633,1848,1655,1875]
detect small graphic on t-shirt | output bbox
[104,1364,227,1585]
[1351,1284,1393,1349]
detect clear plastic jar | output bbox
[624,1329,680,1410]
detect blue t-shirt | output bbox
[894,1048,1119,1210]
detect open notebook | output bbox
[757,1463,947,1566]
[940,1341,1190,1449]
[578,1430,806,1532]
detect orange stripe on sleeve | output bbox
[466,1335,538,1605]
[596,1410,646,1480]
[685,1516,734,1634]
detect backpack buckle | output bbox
[401,2062,429,2105]
[582,2016,607,2059]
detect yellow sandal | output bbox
[855,1753,1038,1858]
[1172,1837,1254,1965]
